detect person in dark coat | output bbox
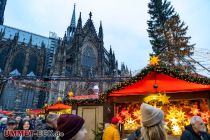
[0,119,17,140]
[127,128,141,140]
[15,116,22,130]
[0,117,7,133]
[13,120,33,140]
[34,114,58,140]
[181,116,210,140]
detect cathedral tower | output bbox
[66,4,76,44]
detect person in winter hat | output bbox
[57,114,87,140]
[139,103,167,140]
[180,116,210,140]
[102,117,120,140]
[0,117,7,133]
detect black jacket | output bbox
[34,123,56,140]
[180,125,210,140]
[127,128,141,140]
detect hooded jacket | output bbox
[102,124,120,140]
[180,125,210,140]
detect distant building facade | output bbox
[0,2,130,110]
[0,24,58,111]
[0,0,7,25]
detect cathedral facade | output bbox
[0,2,130,110]
[51,6,129,78]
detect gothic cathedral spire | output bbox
[67,3,76,42]
[75,12,82,35]
[98,21,103,41]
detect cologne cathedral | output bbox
[51,5,130,78]
[0,1,130,111]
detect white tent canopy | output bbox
[10,69,21,76]
[27,71,35,77]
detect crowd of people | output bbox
[0,103,209,140]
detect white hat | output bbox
[141,103,164,127]
[0,117,8,123]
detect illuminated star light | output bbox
[158,93,170,104]
[172,125,182,135]
[150,56,159,65]
[190,108,200,115]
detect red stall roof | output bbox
[108,67,210,97]
[46,103,71,110]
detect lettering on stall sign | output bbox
[70,94,99,100]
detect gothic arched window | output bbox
[81,46,96,68]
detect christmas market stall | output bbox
[105,64,210,137]
[26,109,45,117]
[0,110,13,116]
[44,97,72,115]
[63,91,105,140]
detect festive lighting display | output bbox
[116,103,141,131]
[144,93,170,105]
[150,55,159,65]
[68,91,74,97]
[189,108,200,115]
[172,125,182,136]
[57,96,62,102]
[115,94,209,135]
[165,106,189,135]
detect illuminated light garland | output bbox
[63,95,106,105]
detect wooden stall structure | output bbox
[64,94,105,140]
[106,65,210,138]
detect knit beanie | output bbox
[57,114,85,140]
[140,103,164,127]
[111,117,119,124]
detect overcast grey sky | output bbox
[4,0,210,72]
